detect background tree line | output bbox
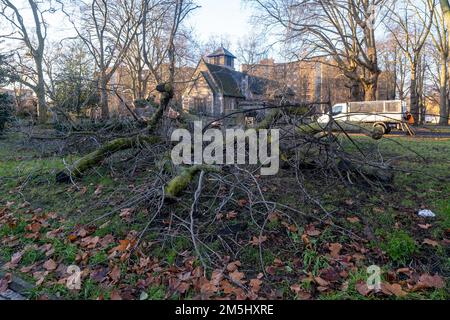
[0,0,450,125]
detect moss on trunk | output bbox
[165,165,221,199]
[56,135,160,182]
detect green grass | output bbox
[1,130,449,300]
[383,230,418,264]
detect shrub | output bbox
[0,93,14,134]
[384,230,417,264]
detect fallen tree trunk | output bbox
[56,135,160,183]
[165,165,221,199]
[256,105,310,130]
[56,84,174,182]
[338,159,394,184]
[297,122,385,140]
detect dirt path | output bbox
[388,129,450,138]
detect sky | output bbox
[188,0,254,48]
[1,0,255,56]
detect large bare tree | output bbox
[250,0,390,101]
[386,0,435,124]
[142,0,199,89]
[60,0,144,119]
[428,0,449,125]
[439,0,450,124]
[0,0,53,123]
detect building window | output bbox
[193,98,208,115]
[224,98,235,112]
[226,56,233,67]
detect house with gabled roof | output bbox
[182,47,281,119]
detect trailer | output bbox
[318,100,407,134]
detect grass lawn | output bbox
[0,129,448,300]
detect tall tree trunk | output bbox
[441,0,450,124]
[439,55,449,125]
[35,56,47,123]
[363,71,379,101]
[350,80,363,102]
[410,65,419,125]
[100,74,109,119]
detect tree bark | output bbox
[56,135,160,182]
[100,74,109,119]
[35,56,47,123]
[165,165,221,199]
[410,65,419,125]
[440,55,449,125]
[350,81,363,102]
[363,75,378,102]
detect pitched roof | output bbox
[207,47,237,59]
[204,62,273,98]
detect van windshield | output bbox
[332,105,343,116]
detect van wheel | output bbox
[374,123,387,134]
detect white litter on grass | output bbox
[418,210,436,218]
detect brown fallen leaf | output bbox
[320,267,341,283]
[210,270,224,286]
[119,208,134,221]
[314,277,330,287]
[306,226,321,237]
[176,282,190,294]
[220,280,235,295]
[43,259,58,271]
[282,222,298,233]
[110,290,123,300]
[396,268,411,275]
[226,261,241,272]
[226,211,238,220]
[423,239,439,247]
[79,187,88,195]
[27,222,42,233]
[268,212,279,223]
[329,243,343,259]
[345,199,355,206]
[413,274,445,291]
[200,281,218,298]
[250,236,268,246]
[249,279,262,293]
[418,224,432,230]
[113,239,136,252]
[290,284,311,300]
[290,284,302,293]
[94,185,103,196]
[347,217,360,224]
[382,283,407,297]
[229,270,245,284]
[10,251,23,266]
[0,273,12,293]
[301,234,310,245]
[356,281,372,296]
[109,265,121,282]
[238,199,248,207]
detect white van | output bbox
[318,100,407,134]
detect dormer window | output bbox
[207,47,237,70]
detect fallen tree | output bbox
[297,121,385,140]
[56,83,174,182]
[56,135,161,183]
[165,165,221,199]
